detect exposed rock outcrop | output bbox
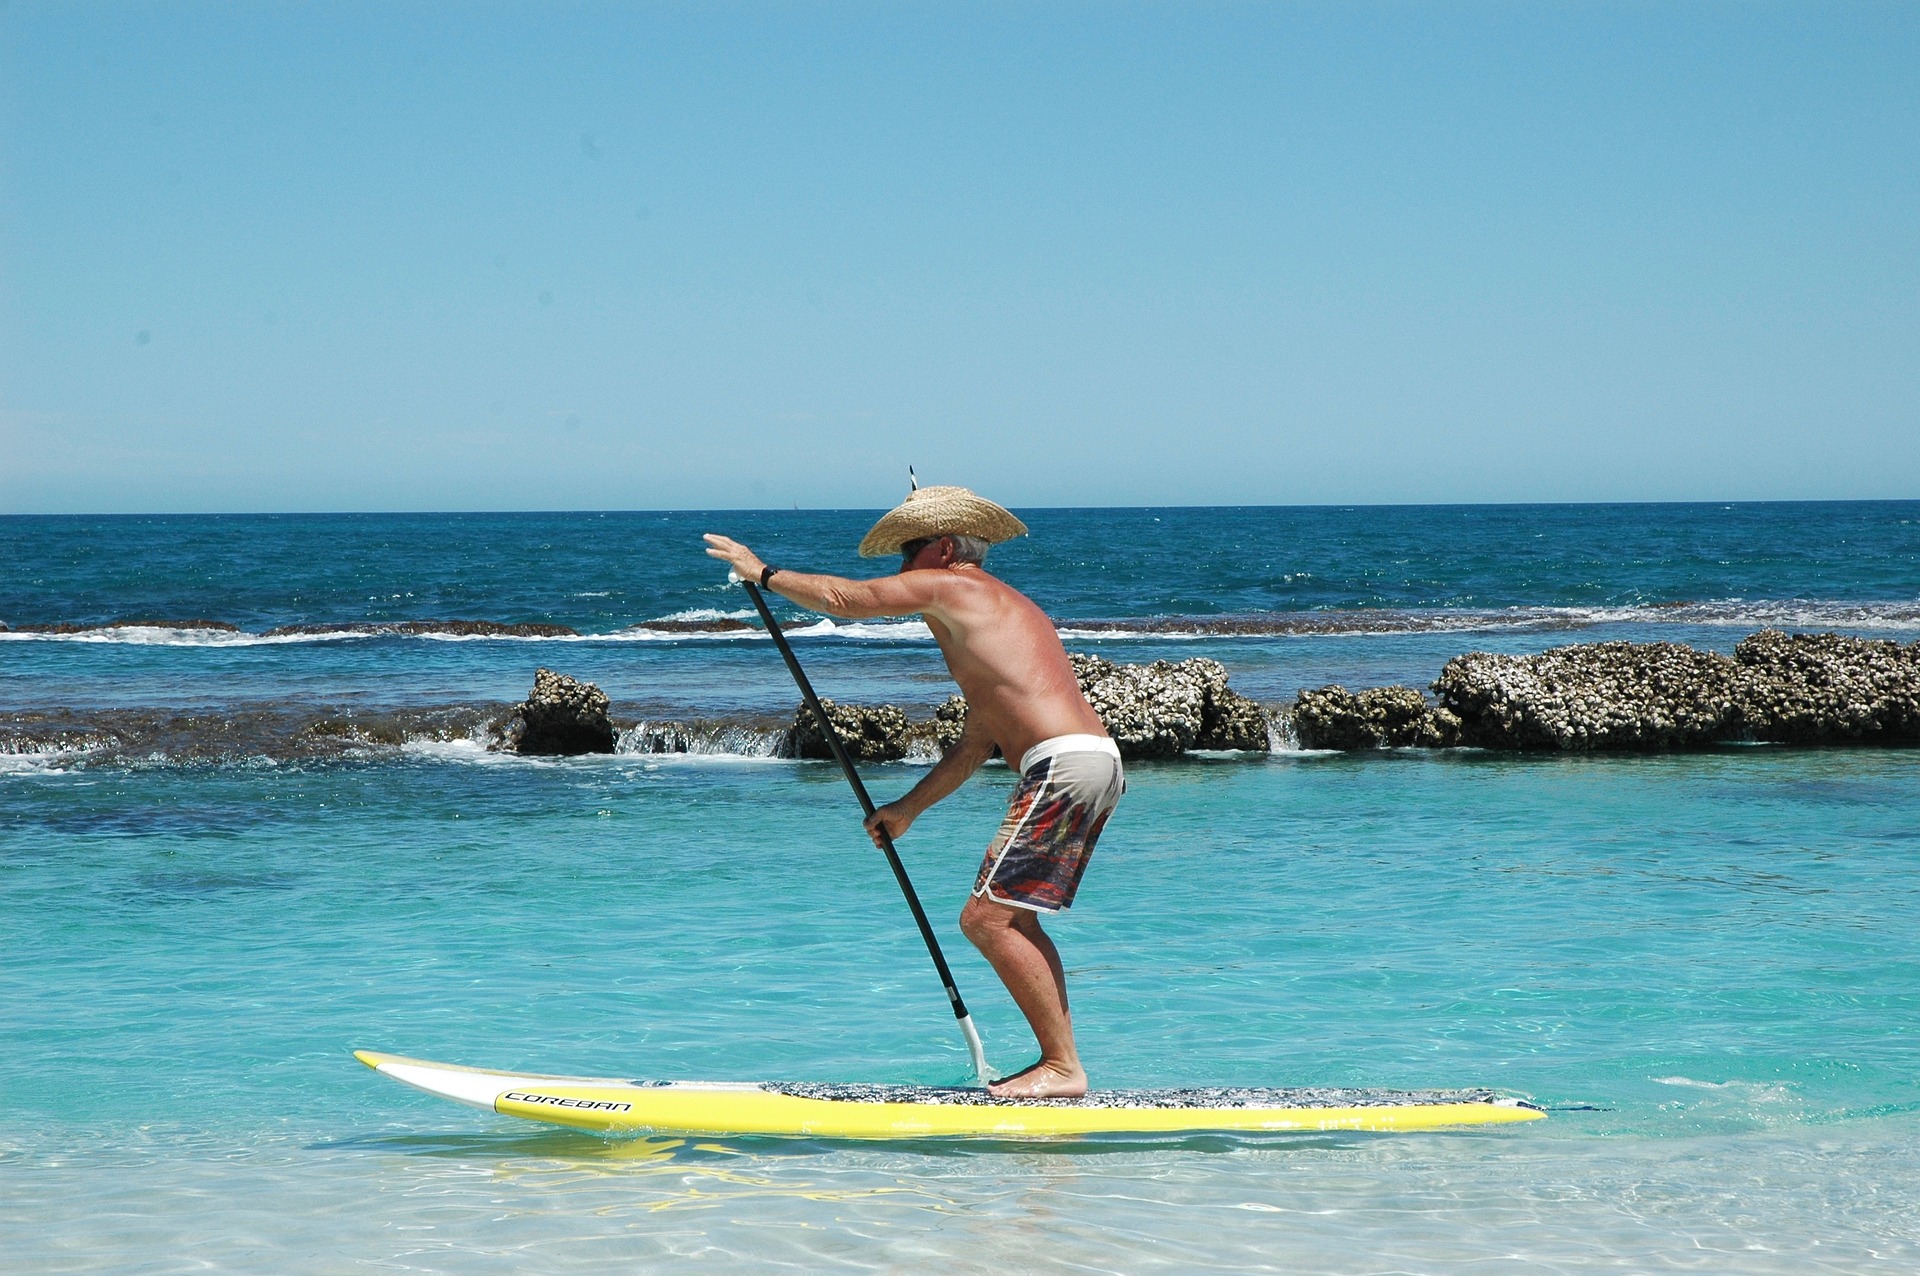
[3,704,500,765]
[1062,653,1271,757]
[5,618,242,634]
[1068,653,1205,758]
[930,695,972,753]
[1432,641,1744,750]
[1735,629,1920,744]
[1292,685,1461,750]
[503,668,616,754]
[788,699,915,763]
[1185,659,1278,751]
[782,655,1272,763]
[1392,630,1920,752]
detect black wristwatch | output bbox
[759,564,779,587]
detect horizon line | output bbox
[4,496,1919,519]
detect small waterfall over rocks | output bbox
[617,720,792,758]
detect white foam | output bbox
[609,616,933,643]
[4,598,1914,648]
[396,738,527,765]
[648,607,757,623]
[602,626,768,642]
[781,617,933,640]
[0,626,354,648]
[1652,1076,1797,1102]
[617,721,786,758]
[1067,600,1920,640]
[0,755,76,776]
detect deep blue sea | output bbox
[4,502,1918,1272]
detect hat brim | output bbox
[857,489,1028,557]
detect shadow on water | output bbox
[121,868,303,900]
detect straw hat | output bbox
[857,485,1029,557]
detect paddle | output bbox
[737,576,993,1088]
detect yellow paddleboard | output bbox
[354,1050,1543,1139]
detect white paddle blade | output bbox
[960,1013,991,1088]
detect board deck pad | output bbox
[766,1082,1514,1108]
[356,1051,1543,1139]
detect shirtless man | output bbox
[704,485,1122,1098]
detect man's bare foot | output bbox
[987,1059,1088,1099]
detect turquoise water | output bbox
[4,503,1919,1270]
[6,747,1919,1270]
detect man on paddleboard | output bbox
[704,485,1122,1099]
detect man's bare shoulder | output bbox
[925,564,1022,605]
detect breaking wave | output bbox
[7,599,1916,647]
[1057,600,1920,639]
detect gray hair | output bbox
[948,534,991,564]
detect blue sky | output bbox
[2,1,1915,512]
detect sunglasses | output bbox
[900,537,937,567]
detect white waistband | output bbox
[1019,734,1121,773]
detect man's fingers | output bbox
[864,808,907,845]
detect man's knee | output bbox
[959,894,1008,946]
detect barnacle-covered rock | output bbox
[1067,653,1206,759]
[780,656,1272,764]
[929,694,972,753]
[503,667,616,754]
[1735,629,1920,743]
[1293,685,1461,750]
[1433,642,1744,751]
[1182,658,1277,751]
[788,698,915,762]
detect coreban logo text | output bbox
[502,1091,634,1113]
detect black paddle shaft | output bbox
[741,580,974,1024]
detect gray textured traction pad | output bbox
[763,1082,1533,1110]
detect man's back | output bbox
[911,566,1107,764]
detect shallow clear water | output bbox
[5,747,1919,1270]
[4,503,1918,1271]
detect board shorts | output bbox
[972,734,1124,914]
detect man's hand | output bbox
[864,802,915,849]
[703,534,767,584]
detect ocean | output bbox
[4,502,1918,1272]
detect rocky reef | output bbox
[15,632,1910,769]
[788,699,920,763]
[1294,630,1920,752]
[1,703,499,765]
[1292,685,1461,750]
[1431,641,1744,750]
[1,618,241,634]
[1733,629,1920,743]
[783,655,1273,763]
[501,667,616,755]
[1071,653,1272,757]
[0,617,575,638]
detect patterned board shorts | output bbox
[972,734,1125,914]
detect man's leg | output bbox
[959,894,1087,1098]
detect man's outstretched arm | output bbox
[703,533,940,619]
[864,711,998,847]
